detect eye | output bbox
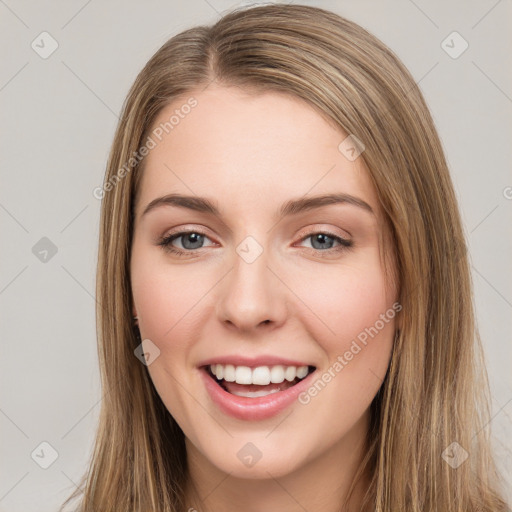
[158,230,215,256]
[296,231,353,255]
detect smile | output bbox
[200,363,317,421]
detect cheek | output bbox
[291,256,395,401]
[131,255,214,347]
[130,258,210,427]
[292,256,393,346]
[130,256,217,425]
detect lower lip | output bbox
[200,367,315,421]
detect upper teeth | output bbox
[209,364,309,385]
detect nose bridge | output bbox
[216,234,286,330]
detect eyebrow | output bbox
[141,192,374,219]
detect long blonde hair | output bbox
[61,4,509,511]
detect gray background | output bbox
[1,1,511,510]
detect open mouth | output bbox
[203,364,316,398]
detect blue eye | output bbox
[300,232,352,251]
[158,231,213,255]
[157,230,352,257]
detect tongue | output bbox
[222,378,298,394]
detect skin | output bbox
[130,84,399,512]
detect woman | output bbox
[61,4,509,511]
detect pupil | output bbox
[311,233,333,250]
[183,233,204,250]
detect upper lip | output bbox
[198,355,315,369]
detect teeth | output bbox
[284,366,296,382]
[223,364,236,382]
[209,363,310,385]
[270,365,285,383]
[252,366,271,385]
[296,366,308,379]
[235,366,252,384]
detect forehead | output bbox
[135,84,381,221]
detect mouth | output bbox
[203,364,316,397]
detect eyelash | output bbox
[157,229,353,258]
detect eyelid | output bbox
[159,225,215,241]
[294,224,352,242]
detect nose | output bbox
[216,246,287,333]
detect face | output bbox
[130,84,399,481]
